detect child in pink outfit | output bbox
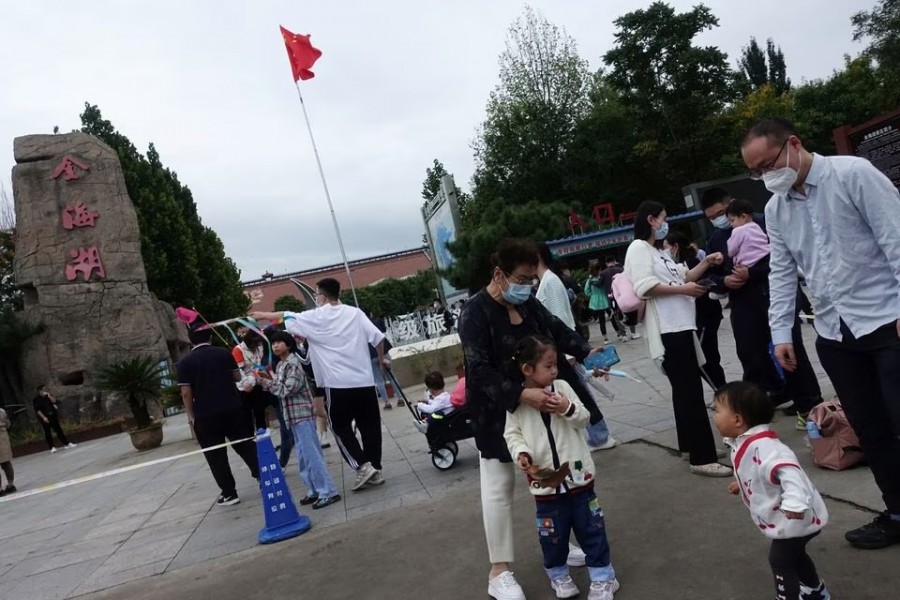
[726,198,770,267]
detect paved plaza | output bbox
[0,316,895,599]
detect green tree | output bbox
[0,308,41,410]
[0,230,20,312]
[80,103,247,321]
[853,0,900,104]
[449,8,590,289]
[565,76,652,213]
[739,38,791,95]
[446,200,571,293]
[340,270,438,317]
[792,55,889,153]
[273,294,307,312]
[739,38,768,89]
[421,159,449,204]
[472,6,591,207]
[603,2,737,190]
[97,356,165,429]
[766,39,791,95]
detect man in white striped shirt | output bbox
[536,249,576,330]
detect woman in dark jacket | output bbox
[458,238,605,600]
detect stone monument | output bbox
[12,132,189,419]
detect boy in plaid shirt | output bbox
[261,331,341,509]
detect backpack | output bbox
[611,272,644,314]
[807,397,865,471]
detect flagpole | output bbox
[293,82,359,307]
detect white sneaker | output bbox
[488,571,526,600]
[367,471,385,486]
[588,578,620,600]
[66,443,76,449]
[352,462,378,491]
[589,437,619,452]
[681,449,727,461]
[551,575,580,598]
[690,463,733,477]
[629,332,641,340]
[617,335,629,343]
[50,447,58,454]
[567,542,586,566]
[602,338,610,345]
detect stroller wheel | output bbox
[431,446,456,470]
[446,441,459,456]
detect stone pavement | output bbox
[0,315,892,599]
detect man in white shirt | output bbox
[741,116,900,550]
[252,278,389,491]
[536,243,618,451]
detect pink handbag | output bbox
[808,398,865,471]
[612,272,644,314]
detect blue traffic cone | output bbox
[256,428,311,544]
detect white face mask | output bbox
[762,145,802,195]
[710,215,730,229]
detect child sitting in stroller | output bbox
[417,371,455,427]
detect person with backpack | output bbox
[598,256,639,341]
[585,264,616,344]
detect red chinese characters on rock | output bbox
[51,155,90,181]
[65,247,105,282]
[62,202,100,229]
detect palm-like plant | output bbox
[97,356,166,429]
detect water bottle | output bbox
[806,420,821,439]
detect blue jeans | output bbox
[291,419,338,499]
[271,397,293,465]
[536,488,615,582]
[371,357,389,403]
[573,363,611,446]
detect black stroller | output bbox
[386,368,475,471]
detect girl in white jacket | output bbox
[504,336,619,600]
[713,381,830,600]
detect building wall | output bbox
[243,248,432,312]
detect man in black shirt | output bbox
[177,326,259,506]
[33,385,75,453]
[701,187,821,417]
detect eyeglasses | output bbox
[504,272,538,287]
[749,138,789,180]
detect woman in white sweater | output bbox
[623,201,732,477]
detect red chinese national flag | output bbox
[280,26,322,81]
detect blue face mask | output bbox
[654,221,669,240]
[502,278,533,305]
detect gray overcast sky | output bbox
[0,1,875,281]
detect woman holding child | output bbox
[457,238,608,600]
